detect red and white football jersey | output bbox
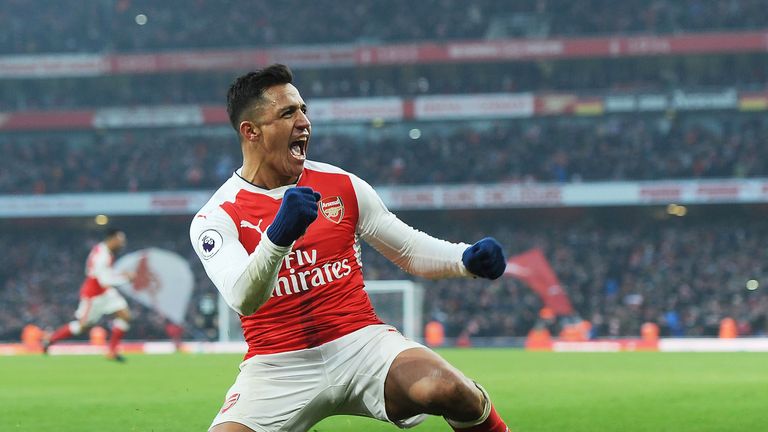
[79,242,130,298]
[191,161,469,358]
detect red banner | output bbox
[111,30,767,72]
[1,30,767,78]
[505,248,574,315]
[0,87,766,132]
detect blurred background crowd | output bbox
[3,207,767,342]
[1,0,767,344]
[2,0,768,54]
[3,113,768,194]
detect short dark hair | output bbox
[226,64,294,131]
[105,228,124,239]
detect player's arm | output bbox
[353,174,467,278]
[190,210,290,316]
[91,247,132,287]
[353,175,505,280]
[190,188,320,316]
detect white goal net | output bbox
[218,280,424,342]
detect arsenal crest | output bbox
[320,196,344,224]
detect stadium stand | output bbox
[2,113,768,194]
[1,55,767,110]
[2,0,768,54]
[1,0,767,345]
[2,206,767,341]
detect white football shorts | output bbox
[74,288,128,325]
[209,324,428,431]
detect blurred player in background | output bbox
[191,64,510,432]
[44,228,134,362]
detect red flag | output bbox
[505,248,574,316]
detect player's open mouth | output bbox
[290,137,308,161]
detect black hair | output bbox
[226,64,294,131]
[105,228,124,239]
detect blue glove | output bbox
[266,187,321,247]
[462,237,506,280]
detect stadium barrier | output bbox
[1,88,766,132]
[2,338,768,356]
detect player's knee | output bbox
[68,321,83,335]
[421,376,483,419]
[113,317,130,332]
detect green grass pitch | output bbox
[1,349,766,431]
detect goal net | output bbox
[218,280,424,342]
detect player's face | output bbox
[252,84,311,186]
[108,232,126,252]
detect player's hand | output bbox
[462,237,506,280]
[266,187,321,247]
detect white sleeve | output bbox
[91,247,130,287]
[352,175,471,279]
[190,209,292,316]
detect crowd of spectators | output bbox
[402,209,768,339]
[2,113,766,194]
[316,113,768,184]
[2,208,766,342]
[1,55,766,111]
[2,0,768,55]
[0,131,234,194]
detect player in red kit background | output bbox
[190,64,510,432]
[44,228,134,362]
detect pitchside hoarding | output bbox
[1,179,768,217]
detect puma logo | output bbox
[240,219,266,236]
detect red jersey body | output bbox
[192,161,469,359]
[192,162,384,358]
[79,242,118,298]
[225,167,382,356]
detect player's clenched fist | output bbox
[462,237,506,280]
[266,187,322,246]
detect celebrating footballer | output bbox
[191,64,510,432]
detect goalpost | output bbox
[365,280,424,341]
[218,280,424,342]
